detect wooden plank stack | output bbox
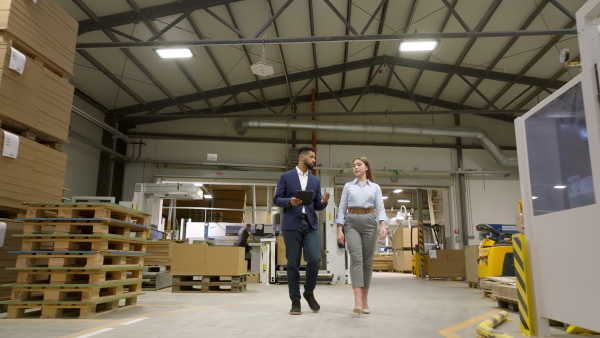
[0,203,151,319]
[0,0,77,213]
[0,218,23,299]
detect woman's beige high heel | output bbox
[353,307,362,316]
[362,308,371,314]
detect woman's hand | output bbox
[378,227,388,240]
[337,226,345,245]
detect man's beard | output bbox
[304,160,314,170]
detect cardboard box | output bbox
[426,249,466,278]
[0,0,78,74]
[203,246,246,276]
[170,243,207,275]
[145,240,174,266]
[0,128,66,209]
[0,218,23,298]
[276,235,306,266]
[0,42,73,143]
[212,189,246,225]
[465,245,479,283]
[447,249,466,278]
[372,256,394,270]
[392,228,418,250]
[393,250,413,271]
[247,273,260,283]
[426,250,448,277]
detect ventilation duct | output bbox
[235,119,517,167]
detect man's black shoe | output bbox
[289,299,301,315]
[303,292,320,312]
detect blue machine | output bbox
[485,224,519,239]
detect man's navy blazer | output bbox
[274,169,327,230]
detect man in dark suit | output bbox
[274,146,330,315]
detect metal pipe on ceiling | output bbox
[235,119,518,166]
[71,106,132,142]
[75,30,576,49]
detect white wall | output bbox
[62,97,104,200]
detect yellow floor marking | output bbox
[61,297,283,338]
[439,309,503,338]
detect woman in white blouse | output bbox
[336,157,389,315]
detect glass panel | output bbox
[525,82,595,216]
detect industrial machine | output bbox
[476,223,515,278]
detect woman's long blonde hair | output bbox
[355,157,375,182]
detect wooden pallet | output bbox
[393,270,413,274]
[468,281,479,289]
[15,233,149,253]
[277,265,307,271]
[373,269,396,272]
[23,203,149,226]
[494,296,518,311]
[7,280,144,302]
[9,267,144,285]
[171,274,247,293]
[481,289,493,300]
[3,293,141,319]
[428,276,467,281]
[17,218,149,238]
[172,283,247,293]
[12,250,149,268]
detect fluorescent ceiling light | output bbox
[393,189,403,193]
[204,194,212,199]
[397,199,410,203]
[554,185,567,189]
[193,183,203,186]
[532,196,538,199]
[399,41,438,52]
[155,48,193,59]
[382,196,389,200]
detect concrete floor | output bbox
[0,273,573,338]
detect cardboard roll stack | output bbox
[0,203,151,319]
[0,0,77,214]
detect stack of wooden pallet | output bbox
[0,203,151,318]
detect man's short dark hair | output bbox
[298,146,315,157]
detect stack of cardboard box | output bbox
[276,235,306,268]
[145,240,174,266]
[211,189,246,223]
[426,249,467,279]
[391,228,418,272]
[0,0,77,212]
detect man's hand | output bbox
[321,191,330,204]
[290,197,302,206]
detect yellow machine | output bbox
[477,224,515,278]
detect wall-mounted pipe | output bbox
[235,119,518,166]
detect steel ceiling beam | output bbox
[455,0,550,109]
[111,54,566,117]
[268,0,293,112]
[484,20,576,110]
[385,0,419,92]
[457,74,498,110]
[360,0,388,35]
[441,0,471,32]
[120,86,521,127]
[387,62,423,111]
[324,0,359,35]
[426,0,502,111]
[308,0,319,79]
[77,0,244,35]
[365,0,389,93]
[340,0,352,93]
[75,30,576,49]
[548,0,576,21]
[252,0,294,38]
[147,10,193,41]
[318,75,350,112]
[352,64,383,112]
[204,7,247,38]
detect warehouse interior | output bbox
[1,0,599,337]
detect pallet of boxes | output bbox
[426,249,467,281]
[391,228,418,273]
[171,243,248,293]
[143,240,174,291]
[0,203,151,319]
[0,0,78,308]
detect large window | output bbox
[525,82,595,216]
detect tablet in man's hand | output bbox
[295,190,313,206]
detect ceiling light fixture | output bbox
[155,48,194,59]
[399,40,438,52]
[382,196,389,200]
[397,199,410,203]
[532,196,538,199]
[204,194,212,199]
[554,185,567,189]
[393,189,403,193]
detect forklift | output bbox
[476,224,515,278]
